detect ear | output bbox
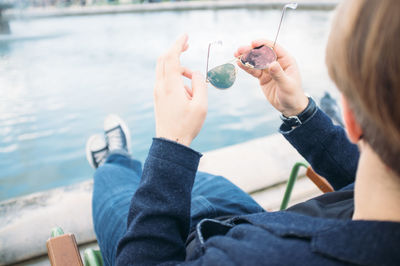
[341,95,363,143]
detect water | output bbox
[0,8,338,201]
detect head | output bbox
[326,0,400,176]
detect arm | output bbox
[116,138,201,265]
[235,40,359,190]
[116,35,208,265]
[281,107,359,190]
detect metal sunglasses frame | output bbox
[205,2,298,89]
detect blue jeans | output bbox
[92,152,264,266]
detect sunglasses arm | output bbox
[206,43,212,82]
[206,41,224,82]
[273,2,298,49]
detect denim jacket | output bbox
[116,109,400,266]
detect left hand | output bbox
[154,34,208,147]
[234,40,308,117]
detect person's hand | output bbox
[234,40,308,117]
[154,34,208,147]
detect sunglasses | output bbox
[206,2,298,89]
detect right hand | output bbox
[154,34,208,147]
[234,40,308,117]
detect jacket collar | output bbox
[312,220,400,266]
[235,212,400,266]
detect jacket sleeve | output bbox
[116,138,201,266]
[280,108,359,190]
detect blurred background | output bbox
[0,0,338,201]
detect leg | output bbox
[190,171,264,230]
[93,160,263,263]
[88,114,138,266]
[92,152,142,266]
[88,114,263,264]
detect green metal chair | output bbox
[280,162,334,210]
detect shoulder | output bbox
[196,212,400,266]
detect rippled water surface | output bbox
[0,8,337,201]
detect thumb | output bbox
[269,61,289,85]
[191,71,208,104]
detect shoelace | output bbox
[107,127,125,151]
[93,148,108,167]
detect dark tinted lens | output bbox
[240,45,277,69]
[207,63,236,89]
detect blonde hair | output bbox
[326,0,400,175]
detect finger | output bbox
[237,60,263,79]
[268,61,290,85]
[167,33,189,58]
[182,67,193,79]
[191,71,208,105]
[234,45,252,58]
[162,34,189,76]
[184,85,193,99]
[183,42,189,52]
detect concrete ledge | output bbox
[4,0,340,20]
[0,133,310,265]
[198,134,306,193]
[0,180,95,265]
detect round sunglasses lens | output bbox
[207,63,236,89]
[240,45,277,69]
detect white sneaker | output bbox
[104,114,131,153]
[86,134,108,169]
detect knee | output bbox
[94,164,115,180]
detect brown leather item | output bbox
[46,234,83,266]
[306,167,335,193]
